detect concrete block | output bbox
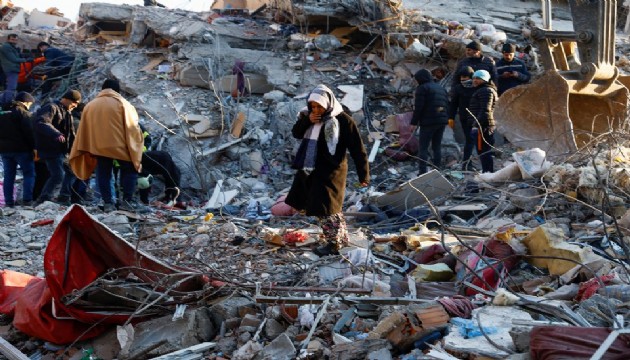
[208,297,254,328]
[240,313,262,328]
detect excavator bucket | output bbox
[495,0,629,158]
[496,71,628,157]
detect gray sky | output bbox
[11,0,215,20]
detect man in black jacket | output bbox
[448,66,477,170]
[452,40,498,90]
[0,92,35,206]
[466,70,498,173]
[410,69,449,175]
[33,89,81,204]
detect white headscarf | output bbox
[306,84,342,154]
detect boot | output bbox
[313,242,339,257]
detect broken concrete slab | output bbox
[127,307,216,358]
[376,170,455,211]
[444,306,533,358]
[337,84,364,113]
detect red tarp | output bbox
[0,205,206,344]
[530,326,630,360]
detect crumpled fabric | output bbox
[575,273,616,302]
[437,295,475,319]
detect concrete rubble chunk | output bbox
[127,307,216,358]
[264,318,286,340]
[331,338,390,360]
[522,224,599,275]
[252,332,295,360]
[2,1,630,359]
[444,306,533,358]
[208,297,255,329]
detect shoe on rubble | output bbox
[313,243,339,257]
[118,200,151,214]
[102,203,116,212]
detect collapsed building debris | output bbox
[1,0,630,359]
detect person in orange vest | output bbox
[18,56,45,91]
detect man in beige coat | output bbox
[69,79,144,212]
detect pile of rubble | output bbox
[1,0,630,359]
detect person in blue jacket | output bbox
[496,43,530,96]
[37,42,75,99]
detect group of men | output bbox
[411,40,530,174]
[0,33,75,104]
[0,78,181,211]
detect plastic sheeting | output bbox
[0,205,207,344]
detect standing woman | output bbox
[285,85,370,256]
[466,70,498,173]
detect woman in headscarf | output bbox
[285,84,370,256]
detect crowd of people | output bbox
[0,31,529,256]
[414,40,531,175]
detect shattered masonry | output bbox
[1,0,630,359]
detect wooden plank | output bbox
[141,56,166,72]
[186,128,220,139]
[230,112,246,138]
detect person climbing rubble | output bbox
[36,42,75,100]
[285,84,370,256]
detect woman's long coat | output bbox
[285,111,369,217]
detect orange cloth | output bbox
[69,89,143,180]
